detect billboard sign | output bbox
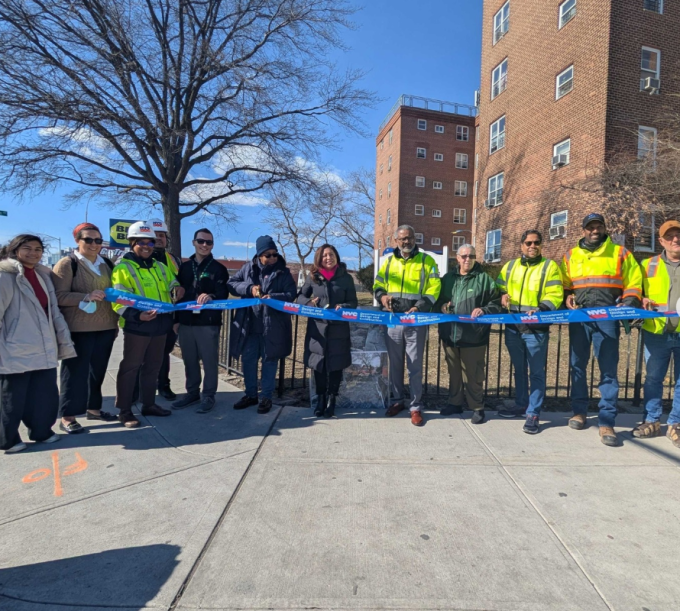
[109,219,137,248]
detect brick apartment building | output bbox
[474,0,680,263]
[374,95,477,256]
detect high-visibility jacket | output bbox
[496,257,564,312]
[641,255,680,334]
[373,247,441,312]
[560,237,642,308]
[152,249,181,275]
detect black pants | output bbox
[116,334,166,414]
[314,368,343,397]
[0,368,59,450]
[59,329,117,417]
[157,330,178,390]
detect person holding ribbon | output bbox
[435,244,501,424]
[297,244,358,418]
[51,223,118,434]
[560,213,642,447]
[635,220,680,448]
[171,228,230,414]
[495,230,564,434]
[227,235,297,415]
[0,235,76,454]
[110,221,182,428]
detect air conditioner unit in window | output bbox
[474,90,481,107]
[484,199,493,209]
[552,154,568,168]
[483,253,495,263]
[644,77,661,93]
[549,225,567,239]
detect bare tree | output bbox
[0,0,372,255]
[333,167,374,268]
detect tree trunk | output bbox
[162,189,182,258]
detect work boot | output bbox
[632,421,661,438]
[667,424,680,448]
[599,426,618,447]
[568,414,588,430]
[233,395,258,410]
[471,409,486,425]
[314,394,326,417]
[324,395,336,418]
[158,386,177,401]
[257,397,273,414]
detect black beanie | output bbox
[255,235,277,256]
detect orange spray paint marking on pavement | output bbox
[22,451,88,497]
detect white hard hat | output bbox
[127,221,155,239]
[148,218,168,233]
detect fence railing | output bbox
[218,310,673,406]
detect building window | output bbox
[556,65,574,99]
[485,229,502,262]
[379,214,382,224]
[455,181,468,197]
[455,153,469,169]
[432,209,442,218]
[387,182,392,197]
[474,180,479,197]
[434,153,444,162]
[379,189,383,200]
[387,156,392,171]
[493,1,510,44]
[453,208,467,224]
[638,126,658,160]
[415,233,424,245]
[475,153,479,169]
[643,0,663,14]
[552,138,571,168]
[379,164,383,175]
[414,204,424,216]
[415,176,425,187]
[417,119,427,130]
[550,210,568,239]
[431,237,441,246]
[559,0,576,28]
[452,235,465,253]
[491,59,508,99]
[433,181,443,190]
[386,209,391,224]
[378,239,382,249]
[380,140,384,150]
[640,47,660,91]
[387,235,390,245]
[435,125,445,133]
[487,172,504,206]
[416,147,426,159]
[490,116,506,153]
[388,129,393,145]
[457,125,469,141]
[635,213,655,252]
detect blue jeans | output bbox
[643,330,680,425]
[504,328,549,417]
[241,334,278,400]
[569,321,619,427]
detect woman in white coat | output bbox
[0,235,76,454]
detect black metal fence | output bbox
[219,311,673,406]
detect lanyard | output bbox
[192,259,212,290]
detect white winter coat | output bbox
[0,259,76,375]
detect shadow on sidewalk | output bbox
[0,544,180,610]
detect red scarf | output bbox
[24,266,48,316]
[318,265,338,281]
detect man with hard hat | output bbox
[560,213,643,447]
[635,220,680,449]
[148,218,183,401]
[111,221,181,427]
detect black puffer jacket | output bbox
[297,263,358,373]
[175,254,230,326]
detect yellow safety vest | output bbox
[496,257,564,312]
[373,250,441,308]
[642,255,680,334]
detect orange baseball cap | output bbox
[659,221,680,237]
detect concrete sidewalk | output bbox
[1,339,680,611]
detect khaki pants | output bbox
[443,344,486,411]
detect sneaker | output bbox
[599,426,618,447]
[667,424,680,448]
[632,421,661,438]
[523,415,540,434]
[172,394,201,410]
[498,405,526,418]
[196,397,216,414]
[471,410,486,425]
[41,433,60,444]
[141,404,172,417]
[233,395,258,410]
[257,398,273,414]
[4,442,27,454]
[440,404,463,416]
[410,410,424,426]
[158,386,177,401]
[568,414,588,430]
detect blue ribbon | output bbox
[104,288,676,327]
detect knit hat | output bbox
[255,235,277,256]
[73,222,100,240]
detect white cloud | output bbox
[223,240,250,247]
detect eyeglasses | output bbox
[194,239,214,246]
[396,237,414,243]
[524,241,542,246]
[261,252,278,259]
[458,254,476,259]
[135,240,156,248]
[80,237,104,245]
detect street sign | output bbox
[0,210,7,216]
[108,218,137,248]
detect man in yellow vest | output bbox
[560,213,643,447]
[374,225,441,426]
[635,220,680,448]
[496,230,564,434]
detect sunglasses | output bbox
[194,239,214,246]
[458,254,476,259]
[524,241,542,246]
[80,237,104,245]
[135,240,156,248]
[261,252,278,259]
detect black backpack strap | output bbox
[69,252,78,277]
[102,257,114,270]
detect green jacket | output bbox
[434,263,502,348]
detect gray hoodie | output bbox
[0,259,76,374]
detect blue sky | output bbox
[0,0,483,262]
